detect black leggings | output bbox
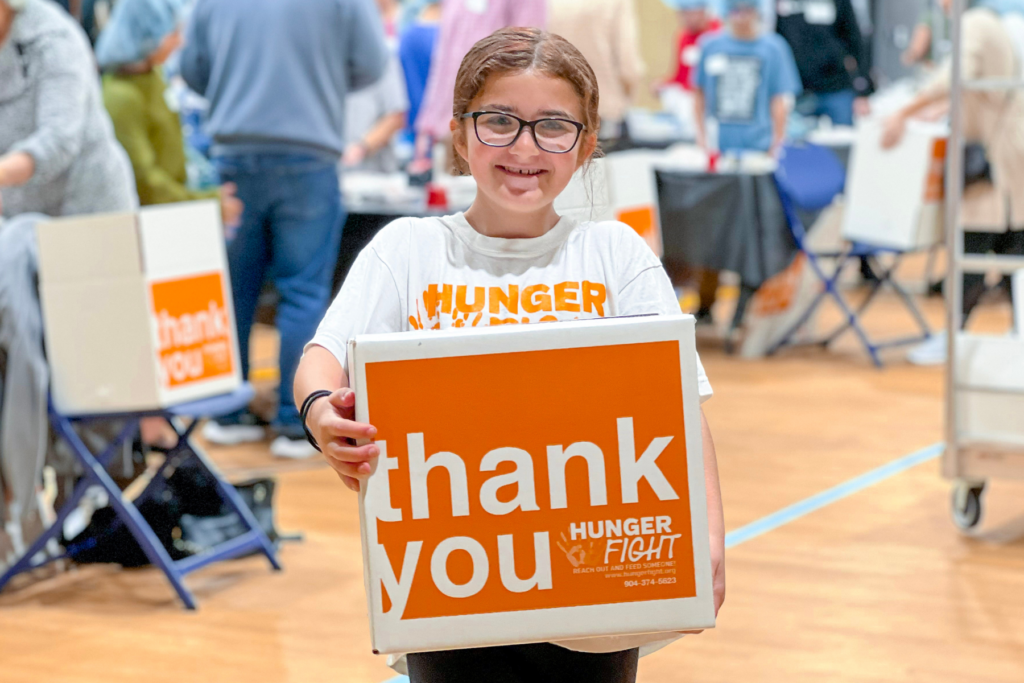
[963,230,1024,322]
[407,643,640,683]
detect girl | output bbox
[294,27,725,683]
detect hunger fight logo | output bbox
[408,281,608,330]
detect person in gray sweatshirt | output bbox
[180,0,387,459]
[0,0,136,219]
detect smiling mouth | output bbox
[497,165,546,177]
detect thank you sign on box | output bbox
[349,316,714,654]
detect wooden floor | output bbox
[3,283,1024,683]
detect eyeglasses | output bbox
[461,111,586,154]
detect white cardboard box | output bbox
[842,119,948,251]
[348,315,714,654]
[606,150,666,258]
[955,333,1024,446]
[37,200,241,414]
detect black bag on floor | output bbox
[64,459,280,568]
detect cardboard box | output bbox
[956,334,1024,446]
[37,200,241,414]
[606,150,666,258]
[842,119,948,251]
[349,315,714,654]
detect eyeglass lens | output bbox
[475,113,580,153]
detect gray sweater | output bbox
[180,0,388,158]
[0,0,136,219]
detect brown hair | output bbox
[450,27,602,175]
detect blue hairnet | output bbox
[980,0,1024,14]
[95,0,183,70]
[661,0,711,10]
[721,0,760,13]
[400,0,441,29]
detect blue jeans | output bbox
[215,152,344,431]
[797,89,856,126]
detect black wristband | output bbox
[300,390,334,452]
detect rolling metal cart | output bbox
[944,0,1024,531]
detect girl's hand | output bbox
[307,388,378,492]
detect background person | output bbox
[343,0,409,172]
[398,0,441,143]
[693,0,801,156]
[774,0,871,126]
[180,0,387,459]
[662,0,722,91]
[548,0,646,141]
[884,0,1024,365]
[690,0,801,324]
[0,0,135,219]
[95,0,242,225]
[343,51,409,172]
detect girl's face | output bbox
[453,71,596,219]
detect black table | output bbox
[655,169,799,341]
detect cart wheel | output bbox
[951,481,985,532]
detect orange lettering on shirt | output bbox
[490,317,519,325]
[424,284,453,318]
[539,315,558,322]
[456,285,486,313]
[522,284,552,313]
[554,281,581,312]
[582,281,607,316]
[489,285,519,315]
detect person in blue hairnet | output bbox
[693,0,801,157]
[95,0,242,226]
[691,0,801,324]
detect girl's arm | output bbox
[701,408,726,617]
[293,345,379,492]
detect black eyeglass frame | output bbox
[460,111,586,154]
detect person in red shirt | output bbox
[665,0,721,90]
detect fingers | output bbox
[327,458,374,479]
[335,471,361,492]
[328,387,356,411]
[323,441,379,473]
[321,413,377,441]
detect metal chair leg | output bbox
[50,413,198,609]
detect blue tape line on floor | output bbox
[378,443,943,681]
[724,442,944,549]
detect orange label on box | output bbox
[365,341,695,621]
[149,272,234,389]
[925,138,948,202]
[617,206,656,240]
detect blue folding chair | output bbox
[0,384,281,609]
[768,143,932,367]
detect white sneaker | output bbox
[201,420,266,446]
[907,333,948,366]
[270,435,319,460]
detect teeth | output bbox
[504,166,542,176]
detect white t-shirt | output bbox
[308,212,712,659]
[311,211,713,401]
